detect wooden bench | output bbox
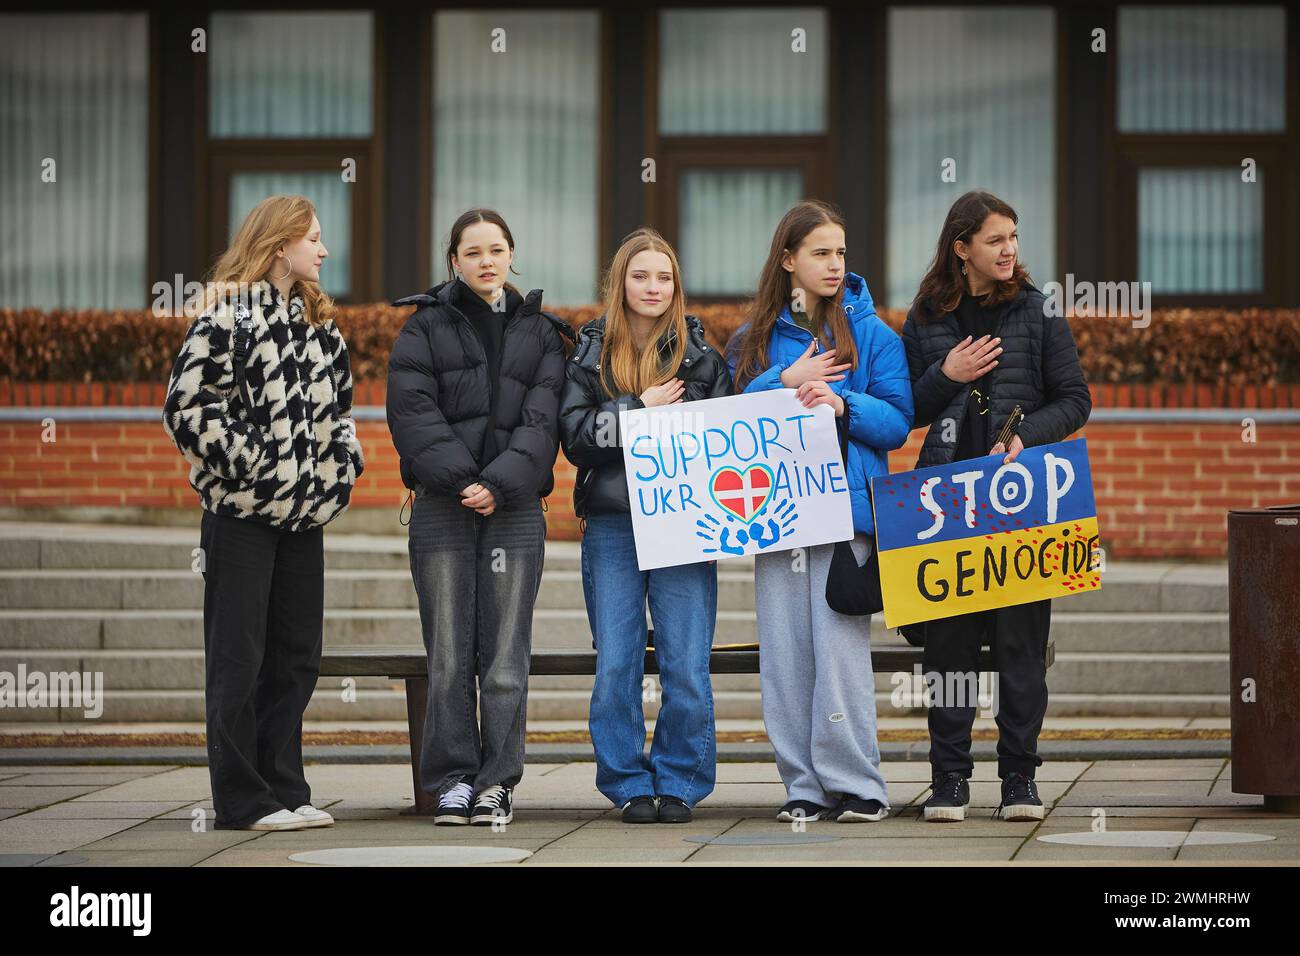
[320,641,1055,814]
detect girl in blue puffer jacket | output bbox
[726,200,913,823]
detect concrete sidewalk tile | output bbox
[1176,843,1300,861]
[0,817,142,854]
[74,767,213,802]
[1,771,166,786]
[38,849,220,867]
[523,846,697,864]
[19,801,193,820]
[0,785,105,808]
[76,819,261,852]
[1014,841,1179,861]
[1035,816,1196,833]
[1079,762,1224,781]
[689,837,1024,863]
[724,816,1037,838]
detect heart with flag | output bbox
[710,464,775,522]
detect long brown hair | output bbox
[731,200,858,390]
[598,228,688,398]
[195,195,336,327]
[913,190,1032,321]
[445,207,522,296]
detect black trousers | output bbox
[199,511,324,828]
[922,598,1051,780]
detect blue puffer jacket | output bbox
[725,273,914,535]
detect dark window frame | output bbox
[1103,5,1299,307]
[192,11,386,304]
[643,7,838,303]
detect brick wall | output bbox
[2,397,1296,557]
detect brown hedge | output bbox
[2,304,1298,385]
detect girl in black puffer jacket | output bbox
[902,190,1091,825]
[386,208,573,828]
[559,229,732,824]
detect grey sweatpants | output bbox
[755,536,889,806]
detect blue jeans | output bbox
[581,513,717,808]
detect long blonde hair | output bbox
[193,195,336,327]
[599,229,688,397]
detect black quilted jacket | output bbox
[559,314,733,517]
[386,280,574,506]
[901,284,1092,468]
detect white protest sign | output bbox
[619,389,854,570]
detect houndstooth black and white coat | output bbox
[162,280,365,531]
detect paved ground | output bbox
[1,758,1296,866]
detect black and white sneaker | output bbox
[470,784,513,826]
[994,772,1045,821]
[434,779,473,826]
[776,799,830,823]
[829,797,889,822]
[922,771,970,822]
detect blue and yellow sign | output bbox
[871,438,1102,628]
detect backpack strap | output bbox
[231,300,256,419]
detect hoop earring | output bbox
[271,254,293,282]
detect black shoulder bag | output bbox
[824,418,885,616]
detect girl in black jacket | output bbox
[559,228,733,824]
[901,190,1092,824]
[386,208,572,827]
[163,194,363,832]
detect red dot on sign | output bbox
[888,490,894,495]
[897,503,904,508]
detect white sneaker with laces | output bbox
[245,809,313,831]
[292,805,335,828]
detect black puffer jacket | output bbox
[559,314,733,517]
[901,284,1092,468]
[386,280,574,506]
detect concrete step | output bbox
[0,646,1229,702]
[0,560,1229,612]
[0,606,1228,655]
[0,565,1230,618]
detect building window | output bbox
[655,8,829,298]
[886,7,1057,310]
[659,8,827,134]
[229,172,354,299]
[432,11,600,306]
[1112,6,1288,303]
[0,14,148,309]
[1137,167,1264,295]
[1118,6,1285,133]
[679,169,803,296]
[204,12,377,301]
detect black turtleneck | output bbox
[451,278,523,462]
[953,291,1002,461]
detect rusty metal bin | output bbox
[1228,504,1300,812]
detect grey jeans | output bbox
[407,491,546,796]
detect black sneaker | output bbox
[829,796,889,822]
[776,799,830,823]
[922,771,970,822]
[657,795,691,824]
[621,795,658,824]
[470,784,513,826]
[433,778,473,826]
[994,772,1045,821]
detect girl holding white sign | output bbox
[901,190,1092,823]
[559,228,733,824]
[726,201,914,823]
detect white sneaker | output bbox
[245,809,314,831]
[292,805,335,828]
